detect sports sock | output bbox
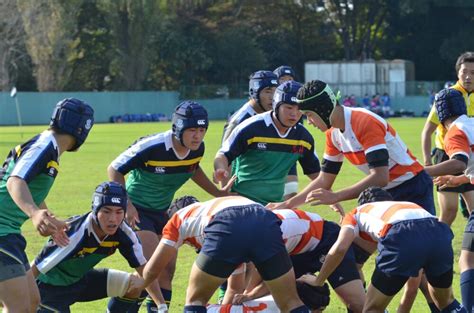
[107,297,135,313]
[217,282,227,304]
[440,299,467,313]
[125,290,147,313]
[461,269,474,312]
[183,305,206,313]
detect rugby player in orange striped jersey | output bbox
[309,187,465,313]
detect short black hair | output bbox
[455,51,474,72]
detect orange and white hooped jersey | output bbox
[444,115,474,183]
[324,107,423,189]
[342,201,435,243]
[161,196,258,250]
[273,209,324,255]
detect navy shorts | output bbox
[37,268,109,312]
[433,148,474,193]
[387,170,436,215]
[290,221,361,289]
[376,218,453,278]
[0,234,30,282]
[134,205,169,235]
[198,205,291,279]
[462,212,474,252]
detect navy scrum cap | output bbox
[172,101,208,145]
[50,98,94,151]
[434,88,467,124]
[273,65,296,80]
[92,181,128,215]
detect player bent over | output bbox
[228,208,366,313]
[424,88,474,311]
[0,98,94,312]
[311,187,465,313]
[30,182,165,313]
[142,196,311,313]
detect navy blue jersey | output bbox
[0,131,59,235]
[34,212,146,286]
[110,130,204,210]
[219,112,320,204]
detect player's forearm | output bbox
[425,159,467,177]
[192,167,221,196]
[421,121,437,165]
[315,251,345,286]
[107,165,126,186]
[6,177,40,217]
[334,168,388,202]
[214,153,230,170]
[286,173,333,208]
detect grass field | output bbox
[0,118,467,312]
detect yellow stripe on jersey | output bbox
[15,145,22,157]
[77,247,97,255]
[100,241,119,248]
[47,161,59,170]
[144,157,202,167]
[247,137,312,150]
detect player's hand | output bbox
[266,202,289,211]
[232,293,252,304]
[125,202,140,229]
[434,175,460,189]
[126,273,145,298]
[330,203,345,224]
[297,273,319,286]
[213,168,229,184]
[215,175,237,196]
[306,188,337,206]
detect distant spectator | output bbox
[362,93,370,108]
[349,94,357,107]
[342,95,352,107]
[380,92,391,117]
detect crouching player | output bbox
[229,208,366,313]
[208,277,330,313]
[30,182,165,312]
[424,88,474,311]
[311,187,465,313]
[142,196,311,313]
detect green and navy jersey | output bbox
[219,112,320,204]
[110,130,204,211]
[0,131,59,236]
[34,212,146,286]
[222,102,257,143]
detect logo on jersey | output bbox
[111,197,121,204]
[257,143,267,150]
[291,145,304,154]
[48,167,55,176]
[85,119,92,130]
[197,119,206,125]
[155,167,165,174]
[319,254,326,264]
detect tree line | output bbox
[1,0,473,92]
